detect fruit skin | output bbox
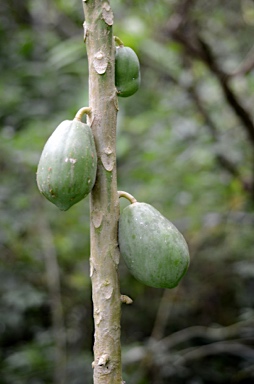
[118,202,190,289]
[115,46,141,97]
[36,120,97,211]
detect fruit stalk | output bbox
[118,190,137,204]
[74,106,92,122]
[114,36,124,47]
[82,1,122,384]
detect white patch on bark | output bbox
[90,260,96,277]
[104,284,113,300]
[83,21,88,42]
[94,309,103,325]
[93,51,108,74]
[102,2,114,26]
[101,146,114,171]
[92,210,103,228]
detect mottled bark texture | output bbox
[82,1,122,383]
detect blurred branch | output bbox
[141,45,252,194]
[187,84,218,140]
[187,83,253,192]
[175,0,197,24]
[198,36,254,145]
[123,319,254,376]
[159,318,254,349]
[162,8,254,199]
[230,45,254,77]
[38,212,67,384]
[172,339,254,367]
[166,17,254,147]
[151,287,180,341]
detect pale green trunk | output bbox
[82,1,122,383]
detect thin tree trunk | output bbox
[82,1,122,383]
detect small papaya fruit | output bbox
[115,45,141,97]
[118,202,190,289]
[36,119,97,211]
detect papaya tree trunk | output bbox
[82,1,122,383]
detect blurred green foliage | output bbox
[1,1,254,383]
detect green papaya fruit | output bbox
[36,119,97,211]
[118,202,190,289]
[115,46,141,97]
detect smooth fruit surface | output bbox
[115,46,141,97]
[118,202,190,288]
[36,120,97,211]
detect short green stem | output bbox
[114,36,124,47]
[118,191,137,204]
[74,107,92,122]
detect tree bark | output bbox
[82,1,122,383]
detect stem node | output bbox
[98,354,110,366]
[120,295,133,305]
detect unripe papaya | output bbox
[118,202,190,289]
[115,46,141,97]
[36,119,97,211]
